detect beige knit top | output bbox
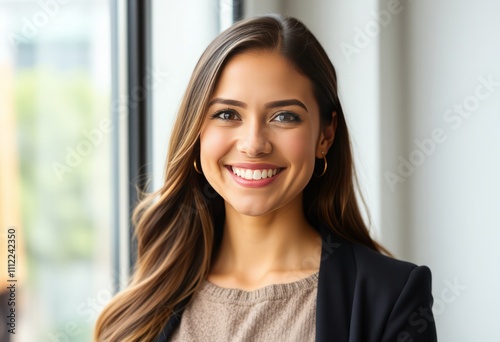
[170,272,319,342]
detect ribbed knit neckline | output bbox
[200,272,319,305]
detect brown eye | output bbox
[212,109,241,121]
[272,111,302,123]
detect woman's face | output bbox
[200,50,329,217]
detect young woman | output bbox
[95,15,437,342]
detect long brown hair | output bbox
[95,14,386,341]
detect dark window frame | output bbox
[126,0,152,271]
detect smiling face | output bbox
[200,50,330,217]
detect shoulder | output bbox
[350,242,432,292]
[328,236,433,305]
[351,243,436,340]
[317,232,437,341]
[317,224,431,294]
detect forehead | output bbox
[211,50,317,108]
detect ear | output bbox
[316,112,337,158]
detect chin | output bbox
[227,202,276,217]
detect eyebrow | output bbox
[208,98,247,108]
[208,98,308,112]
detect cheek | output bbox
[283,129,317,168]
[200,126,231,168]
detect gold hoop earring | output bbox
[315,152,327,177]
[193,159,202,174]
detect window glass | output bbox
[0,1,113,341]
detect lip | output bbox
[225,163,285,188]
[229,163,282,169]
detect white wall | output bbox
[391,0,500,340]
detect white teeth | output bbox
[231,167,280,180]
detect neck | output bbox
[209,196,321,290]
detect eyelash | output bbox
[211,108,240,121]
[272,111,302,123]
[210,109,302,123]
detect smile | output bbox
[230,166,282,180]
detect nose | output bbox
[236,120,272,157]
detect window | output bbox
[0,1,113,340]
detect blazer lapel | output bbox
[315,226,357,342]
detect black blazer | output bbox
[157,226,438,341]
